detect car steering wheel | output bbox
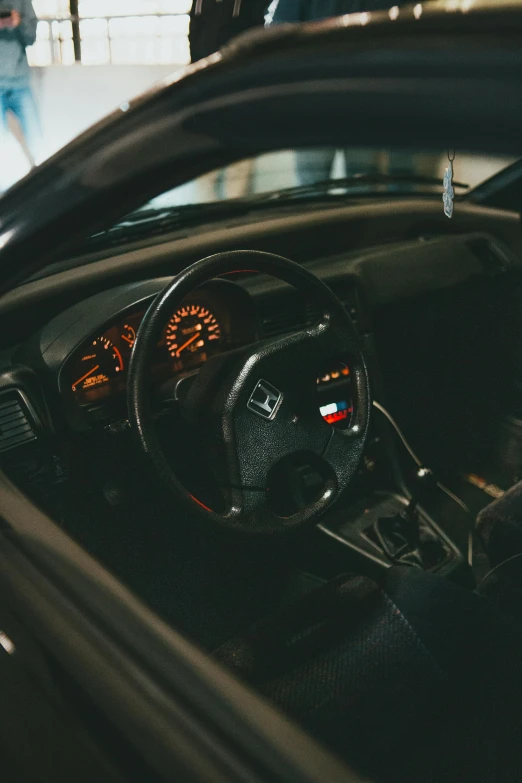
[128,250,370,536]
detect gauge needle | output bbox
[121,335,134,346]
[176,333,199,357]
[72,365,100,389]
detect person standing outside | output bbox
[0,1,40,168]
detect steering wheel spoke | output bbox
[322,424,366,492]
[223,478,338,535]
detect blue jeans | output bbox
[0,86,42,165]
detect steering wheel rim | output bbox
[128,250,370,536]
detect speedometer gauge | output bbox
[165,304,221,370]
[71,336,124,393]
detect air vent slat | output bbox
[0,421,33,436]
[0,432,37,451]
[0,402,22,419]
[0,391,38,453]
[258,294,305,338]
[0,410,26,426]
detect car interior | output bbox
[3,140,522,781]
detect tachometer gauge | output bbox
[121,324,136,348]
[71,336,124,393]
[165,304,221,370]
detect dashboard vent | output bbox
[0,391,37,453]
[259,288,361,339]
[306,291,362,330]
[258,293,307,338]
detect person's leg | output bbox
[0,90,10,191]
[213,167,226,200]
[6,86,42,166]
[387,150,416,192]
[0,89,8,146]
[388,150,415,177]
[295,148,336,186]
[343,148,380,178]
[224,158,255,199]
[194,168,224,202]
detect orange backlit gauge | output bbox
[121,324,136,348]
[317,363,350,385]
[71,336,124,393]
[165,304,222,371]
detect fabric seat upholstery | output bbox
[216,566,522,782]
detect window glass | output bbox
[28,0,191,66]
[78,0,191,16]
[32,0,70,17]
[132,149,518,212]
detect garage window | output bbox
[29,0,191,66]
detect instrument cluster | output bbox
[68,298,228,407]
[63,283,352,432]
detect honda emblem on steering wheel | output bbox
[247,380,283,420]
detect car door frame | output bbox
[0,469,362,782]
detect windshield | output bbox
[22,146,520,283]
[75,146,517,259]
[134,147,517,212]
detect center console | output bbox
[311,338,468,584]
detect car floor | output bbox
[51,456,324,650]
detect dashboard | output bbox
[14,230,517,445]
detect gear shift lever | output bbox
[368,467,446,568]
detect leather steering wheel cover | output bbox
[127,250,370,535]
